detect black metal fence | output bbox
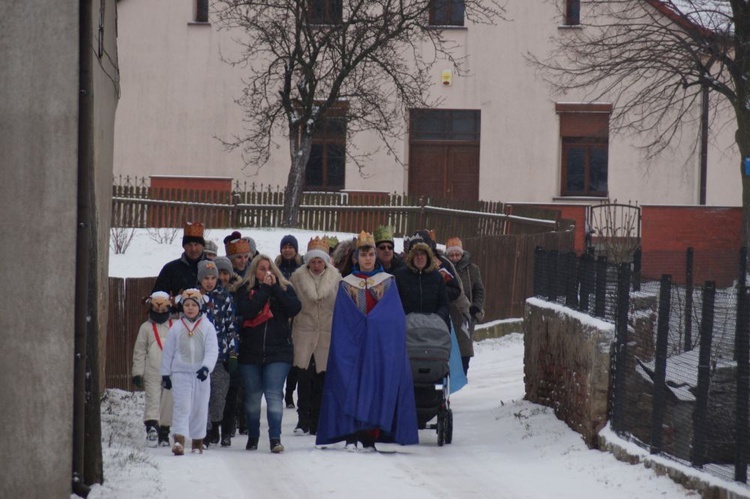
[533,246,750,484]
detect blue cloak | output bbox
[315,281,419,446]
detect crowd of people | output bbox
[131,222,485,455]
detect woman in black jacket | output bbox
[235,254,301,453]
[393,242,450,325]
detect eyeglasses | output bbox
[377,245,393,251]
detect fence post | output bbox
[684,247,694,352]
[533,246,545,297]
[632,246,642,292]
[565,251,578,308]
[650,274,672,455]
[548,250,559,302]
[595,256,608,318]
[691,281,715,468]
[736,285,749,483]
[611,261,631,434]
[579,252,594,313]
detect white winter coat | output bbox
[161,315,219,376]
[289,264,341,372]
[132,318,174,423]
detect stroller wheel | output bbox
[437,411,445,447]
[445,408,453,444]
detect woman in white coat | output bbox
[289,237,341,436]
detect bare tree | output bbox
[528,1,750,242]
[213,0,506,227]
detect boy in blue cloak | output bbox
[315,231,418,451]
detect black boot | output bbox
[245,436,258,451]
[207,423,221,445]
[158,426,171,447]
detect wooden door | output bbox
[408,143,479,201]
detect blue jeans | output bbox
[239,362,291,439]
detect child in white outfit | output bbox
[160,289,219,455]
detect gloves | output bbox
[227,356,238,374]
[132,375,143,389]
[161,375,172,390]
[470,305,481,318]
[196,366,209,382]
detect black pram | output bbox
[405,312,453,446]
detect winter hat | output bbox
[178,288,205,308]
[445,237,463,256]
[244,237,258,256]
[197,260,219,282]
[204,240,218,257]
[146,291,171,313]
[304,236,331,264]
[374,225,394,245]
[214,256,233,275]
[280,234,299,253]
[224,231,251,257]
[182,221,205,247]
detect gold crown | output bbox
[184,221,205,237]
[307,236,330,254]
[356,230,375,249]
[374,225,394,244]
[445,237,462,250]
[225,238,250,256]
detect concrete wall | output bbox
[523,298,614,447]
[0,0,118,496]
[113,0,741,209]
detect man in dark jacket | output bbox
[152,221,207,298]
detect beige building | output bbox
[114,0,741,208]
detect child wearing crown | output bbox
[160,288,219,455]
[316,231,418,451]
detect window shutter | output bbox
[556,103,611,138]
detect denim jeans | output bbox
[239,362,291,439]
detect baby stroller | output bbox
[405,313,453,446]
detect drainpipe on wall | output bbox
[73,0,93,496]
[700,84,709,205]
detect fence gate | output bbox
[586,200,641,263]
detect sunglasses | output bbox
[377,245,394,251]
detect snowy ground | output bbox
[93,228,734,498]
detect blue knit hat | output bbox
[280,234,298,253]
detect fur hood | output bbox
[290,264,341,302]
[404,242,440,273]
[235,254,291,291]
[331,237,357,274]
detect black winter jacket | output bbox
[393,243,450,325]
[152,253,206,297]
[236,281,301,365]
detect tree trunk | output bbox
[282,127,314,227]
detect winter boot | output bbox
[172,434,185,456]
[270,438,284,453]
[191,439,204,454]
[158,426,170,447]
[220,429,232,447]
[207,423,221,445]
[145,420,158,448]
[245,436,258,451]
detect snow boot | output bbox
[145,420,158,448]
[245,436,258,451]
[158,426,170,447]
[191,439,204,454]
[220,430,232,447]
[207,423,221,445]
[172,434,185,456]
[270,438,284,453]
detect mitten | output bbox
[161,375,172,390]
[470,305,481,318]
[132,375,143,389]
[196,366,209,381]
[227,355,238,374]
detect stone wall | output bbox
[523,298,615,448]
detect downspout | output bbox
[699,84,709,205]
[73,0,93,496]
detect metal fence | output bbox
[533,246,750,484]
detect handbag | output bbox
[242,289,274,328]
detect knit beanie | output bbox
[204,240,218,257]
[197,260,219,282]
[280,234,299,253]
[214,256,233,275]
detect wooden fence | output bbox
[104,228,574,390]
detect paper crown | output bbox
[356,230,375,249]
[324,235,339,248]
[418,229,436,241]
[445,237,463,251]
[307,236,330,254]
[184,222,205,238]
[225,237,251,257]
[374,225,394,244]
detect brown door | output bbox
[408,143,479,201]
